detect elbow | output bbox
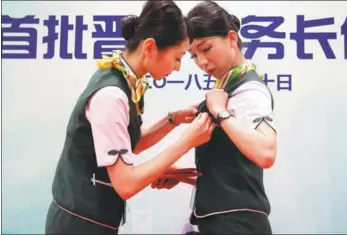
[259,155,275,169]
[113,184,136,200]
[110,174,138,200]
[118,190,134,200]
[258,142,277,169]
[107,163,140,200]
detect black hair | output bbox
[186,0,242,49]
[121,0,187,52]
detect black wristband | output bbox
[168,112,178,126]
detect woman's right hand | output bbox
[180,112,215,149]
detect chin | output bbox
[150,73,165,80]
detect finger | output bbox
[191,102,200,109]
[175,168,198,173]
[175,173,202,180]
[205,91,213,100]
[164,172,201,178]
[192,113,202,124]
[208,123,216,134]
[150,182,156,189]
[163,174,179,179]
[165,179,179,189]
[154,178,162,189]
[151,178,160,189]
[184,116,194,123]
[195,113,202,120]
[205,115,212,127]
[192,108,198,115]
[164,167,198,176]
[189,105,198,113]
[199,112,209,124]
[174,172,202,177]
[166,166,177,173]
[157,178,167,189]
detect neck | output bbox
[122,50,147,78]
[229,52,246,72]
[216,52,246,80]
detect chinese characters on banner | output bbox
[2,14,346,91]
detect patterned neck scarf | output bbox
[214,61,263,89]
[96,50,149,114]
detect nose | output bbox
[174,62,181,72]
[197,55,208,69]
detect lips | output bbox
[207,69,215,75]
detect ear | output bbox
[227,30,238,47]
[142,38,158,58]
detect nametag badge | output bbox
[189,186,197,209]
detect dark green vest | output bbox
[195,71,273,216]
[51,68,142,228]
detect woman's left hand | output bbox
[205,89,228,118]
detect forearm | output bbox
[220,117,276,168]
[113,139,191,199]
[134,113,176,154]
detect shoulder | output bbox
[227,81,275,129]
[90,86,129,106]
[86,86,130,120]
[232,81,272,100]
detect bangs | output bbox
[186,16,228,43]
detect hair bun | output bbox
[231,14,241,32]
[121,15,138,41]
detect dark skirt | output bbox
[196,211,272,234]
[45,201,119,235]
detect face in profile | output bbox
[188,32,239,79]
[143,38,190,80]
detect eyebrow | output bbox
[188,39,208,52]
[196,39,208,48]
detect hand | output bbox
[205,89,228,118]
[151,168,201,190]
[151,167,182,190]
[171,105,198,125]
[180,112,216,149]
[164,167,202,178]
[151,177,181,190]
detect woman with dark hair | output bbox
[45,1,215,234]
[154,1,277,234]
